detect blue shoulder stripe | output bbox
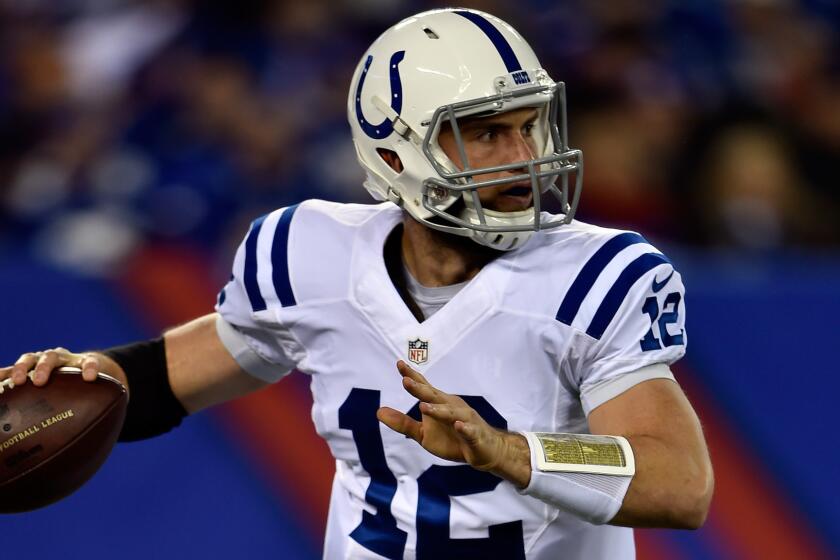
[271,204,300,307]
[455,10,523,74]
[555,232,647,326]
[586,252,672,340]
[244,215,268,312]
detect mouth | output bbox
[501,186,532,197]
[498,184,534,210]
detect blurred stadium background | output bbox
[1,0,838,558]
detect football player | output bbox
[1,9,712,559]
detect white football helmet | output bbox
[348,8,583,251]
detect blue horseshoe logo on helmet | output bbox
[354,50,405,139]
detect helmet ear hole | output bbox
[377,148,403,173]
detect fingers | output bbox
[396,360,430,384]
[400,376,448,405]
[377,406,423,442]
[32,349,70,386]
[419,402,487,447]
[396,361,450,404]
[4,348,91,387]
[1,362,18,382]
[79,353,101,382]
[419,401,469,423]
[10,353,40,386]
[419,402,480,433]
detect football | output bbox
[0,367,127,513]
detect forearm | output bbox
[93,315,258,414]
[609,433,713,529]
[99,315,270,441]
[164,314,269,413]
[588,378,714,529]
[489,429,712,529]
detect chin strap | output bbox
[372,96,411,138]
[459,204,536,251]
[386,186,403,205]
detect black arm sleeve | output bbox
[102,337,188,442]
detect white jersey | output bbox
[216,200,687,560]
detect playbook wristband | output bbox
[518,432,635,525]
[102,337,187,442]
[522,432,635,476]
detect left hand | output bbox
[377,361,531,487]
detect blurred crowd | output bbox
[0,0,838,276]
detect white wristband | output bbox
[518,432,635,525]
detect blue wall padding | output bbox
[675,252,840,554]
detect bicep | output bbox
[164,313,271,414]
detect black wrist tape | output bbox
[103,337,187,442]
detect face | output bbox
[437,107,541,213]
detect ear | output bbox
[377,148,404,173]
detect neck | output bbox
[401,212,500,287]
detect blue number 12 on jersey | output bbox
[339,388,526,559]
[640,292,685,352]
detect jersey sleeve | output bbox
[214,207,305,383]
[578,256,686,415]
[553,231,688,416]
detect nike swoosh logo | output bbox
[652,270,674,293]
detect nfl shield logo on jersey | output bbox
[407,338,429,365]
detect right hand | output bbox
[0,348,104,388]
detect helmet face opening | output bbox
[419,81,584,237]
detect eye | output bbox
[522,122,536,136]
[476,129,498,142]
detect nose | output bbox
[506,131,536,171]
